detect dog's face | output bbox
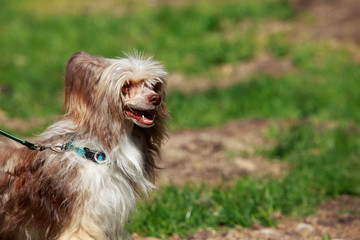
[122,80,163,128]
[64,51,168,132]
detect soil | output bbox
[167,54,296,94]
[156,119,286,186]
[0,109,53,132]
[293,0,360,44]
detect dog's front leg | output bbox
[56,212,107,240]
[57,226,107,240]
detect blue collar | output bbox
[64,135,106,163]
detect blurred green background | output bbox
[1,0,360,238]
[1,0,359,133]
[1,0,294,133]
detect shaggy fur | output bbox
[0,51,168,240]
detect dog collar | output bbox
[62,135,107,164]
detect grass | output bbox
[1,0,360,238]
[0,0,294,120]
[129,122,360,237]
[130,43,360,237]
[169,44,360,129]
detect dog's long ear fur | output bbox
[134,81,169,182]
[63,51,111,135]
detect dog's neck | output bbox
[84,117,135,150]
[120,120,135,137]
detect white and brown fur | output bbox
[0,51,168,240]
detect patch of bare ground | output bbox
[0,109,55,133]
[292,0,360,62]
[294,0,360,43]
[133,195,360,240]
[156,119,287,186]
[167,54,295,93]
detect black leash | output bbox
[0,130,45,151]
[0,130,106,163]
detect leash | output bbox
[0,130,106,163]
[0,130,46,151]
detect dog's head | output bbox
[116,58,166,129]
[63,51,168,148]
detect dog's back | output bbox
[0,140,75,239]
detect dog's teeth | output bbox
[142,115,145,120]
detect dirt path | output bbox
[156,120,286,186]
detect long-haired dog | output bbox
[0,51,168,240]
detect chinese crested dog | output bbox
[0,51,168,240]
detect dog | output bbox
[0,51,168,240]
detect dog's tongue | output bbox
[126,109,154,126]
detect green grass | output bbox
[128,38,360,237]
[169,45,360,129]
[0,0,294,120]
[129,43,360,237]
[129,122,360,237]
[1,0,360,238]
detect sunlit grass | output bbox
[0,0,294,121]
[1,1,360,238]
[129,122,360,237]
[169,45,360,129]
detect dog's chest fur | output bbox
[73,135,153,236]
[41,121,154,238]
[0,120,153,239]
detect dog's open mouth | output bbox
[125,108,155,127]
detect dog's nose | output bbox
[149,94,161,106]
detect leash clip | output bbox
[30,144,46,151]
[50,143,69,153]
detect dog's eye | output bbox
[122,81,134,95]
[123,82,133,89]
[153,82,162,93]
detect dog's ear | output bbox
[136,82,169,182]
[63,51,109,122]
